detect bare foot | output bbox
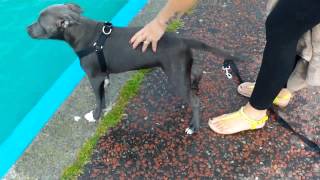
[208,103,268,134]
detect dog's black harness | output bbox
[76,22,113,75]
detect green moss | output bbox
[61,18,184,180]
[166,19,184,32]
[61,70,148,179]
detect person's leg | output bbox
[250,0,320,109]
[237,82,292,108]
[209,0,320,134]
[237,55,301,107]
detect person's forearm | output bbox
[156,0,198,25]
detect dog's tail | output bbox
[183,38,242,61]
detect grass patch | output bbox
[61,19,184,180]
[61,70,149,179]
[166,19,184,32]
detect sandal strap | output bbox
[239,107,269,129]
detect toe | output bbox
[208,120,224,134]
[209,116,224,124]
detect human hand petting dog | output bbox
[130,0,198,53]
[130,18,167,53]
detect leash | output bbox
[222,59,320,154]
[76,22,113,75]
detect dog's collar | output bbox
[76,22,113,73]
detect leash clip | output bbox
[222,65,233,79]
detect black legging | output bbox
[250,0,320,110]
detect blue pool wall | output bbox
[0,0,147,177]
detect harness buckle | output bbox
[93,42,104,51]
[222,65,233,79]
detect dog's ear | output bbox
[57,12,80,28]
[64,3,83,14]
[57,18,70,28]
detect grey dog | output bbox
[27,3,238,134]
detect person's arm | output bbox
[130,0,198,53]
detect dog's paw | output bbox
[84,110,96,122]
[104,79,110,88]
[185,127,195,135]
[74,116,81,122]
[103,105,113,115]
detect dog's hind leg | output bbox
[188,60,202,134]
[185,93,201,134]
[85,76,105,122]
[164,57,201,135]
[187,60,202,134]
[191,64,202,91]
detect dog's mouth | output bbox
[27,26,36,38]
[27,22,49,39]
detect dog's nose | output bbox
[27,25,33,35]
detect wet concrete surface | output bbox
[81,0,320,179]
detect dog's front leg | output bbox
[102,78,111,110]
[85,76,105,122]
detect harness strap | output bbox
[223,58,320,154]
[76,47,95,58]
[76,22,113,74]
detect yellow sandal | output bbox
[238,82,292,108]
[273,93,292,108]
[208,107,269,134]
[239,107,269,130]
